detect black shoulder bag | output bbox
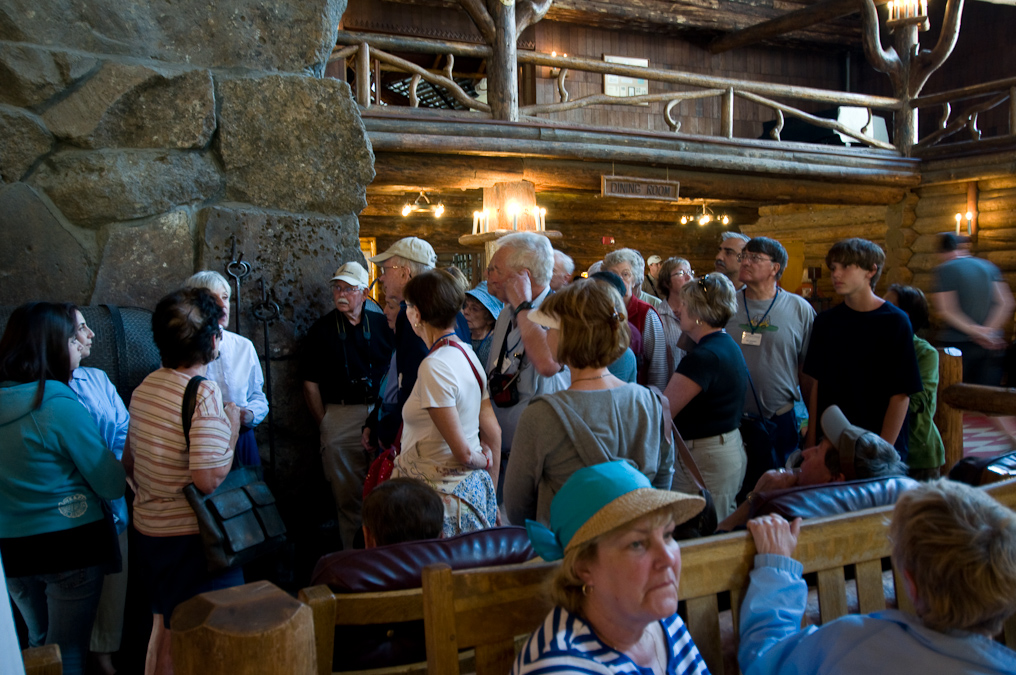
[181,376,286,572]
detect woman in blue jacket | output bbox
[0,302,126,675]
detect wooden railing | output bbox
[912,75,1016,150]
[332,31,902,152]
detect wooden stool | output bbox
[172,580,316,675]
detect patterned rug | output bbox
[963,412,1015,458]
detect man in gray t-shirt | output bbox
[932,233,1014,385]
[725,237,815,478]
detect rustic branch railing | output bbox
[333,31,900,151]
[911,75,1016,149]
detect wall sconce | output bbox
[401,191,444,218]
[954,211,974,236]
[550,51,567,78]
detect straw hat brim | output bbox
[565,488,706,553]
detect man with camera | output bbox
[485,233,570,495]
[301,261,394,550]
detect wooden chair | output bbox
[299,584,433,675]
[421,560,558,675]
[677,477,1016,675]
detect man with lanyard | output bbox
[486,232,570,496]
[725,237,816,493]
[643,254,663,298]
[302,261,394,550]
[362,237,470,452]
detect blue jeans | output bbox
[7,565,104,675]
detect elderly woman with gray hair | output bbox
[184,271,268,466]
[656,257,694,373]
[603,248,669,390]
[664,273,748,519]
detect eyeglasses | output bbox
[615,269,634,280]
[379,264,406,276]
[670,270,692,278]
[331,284,361,295]
[738,253,773,264]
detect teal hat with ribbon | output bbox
[525,461,705,561]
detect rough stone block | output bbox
[91,209,193,308]
[0,182,96,306]
[217,74,374,215]
[29,149,223,227]
[198,205,364,353]
[0,104,52,182]
[0,0,347,74]
[42,63,216,149]
[0,43,96,109]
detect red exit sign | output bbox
[602,236,615,245]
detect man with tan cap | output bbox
[301,261,394,549]
[643,254,663,298]
[364,237,470,451]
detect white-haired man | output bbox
[603,248,669,389]
[364,237,470,452]
[716,232,750,290]
[486,233,570,490]
[301,262,394,549]
[550,250,574,292]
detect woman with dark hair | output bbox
[0,302,126,675]
[664,273,748,520]
[504,278,674,527]
[126,287,243,675]
[884,284,945,480]
[391,269,501,537]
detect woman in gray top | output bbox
[504,279,675,526]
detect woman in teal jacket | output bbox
[0,302,126,675]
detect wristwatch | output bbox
[513,300,534,316]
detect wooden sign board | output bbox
[601,176,680,201]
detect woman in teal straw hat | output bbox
[514,461,709,675]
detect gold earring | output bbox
[581,584,591,596]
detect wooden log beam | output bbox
[936,349,964,474]
[709,0,888,55]
[371,153,910,205]
[941,383,1016,417]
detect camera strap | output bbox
[336,308,373,397]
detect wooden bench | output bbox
[678,477,1016,674]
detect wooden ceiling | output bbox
[368,0,867,48]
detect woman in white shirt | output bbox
[391,269,501,537]
[184,271,269,466]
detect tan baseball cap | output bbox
[368,237,437,267]
[330,262,369,288]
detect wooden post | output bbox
[935,348,964,474]
[721,87,735,139]
[893,24,919,155]
[488,0,519,121]
[357,43,371,108]
[172,581,317,675]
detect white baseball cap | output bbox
[368,237,437,267]
[330,262,369,288]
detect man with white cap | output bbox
[301,261,394,549]
[364,237,470,452]
[717,405,908,531]
[643,254,663,298]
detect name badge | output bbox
[741,331,762,346]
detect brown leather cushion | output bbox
[310,525,535,592]
[310,526,535,671]
[750,476,920,521]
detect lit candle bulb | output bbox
[955,213,962,235]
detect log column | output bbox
[935,347,964,474]
[487,0,519,121]
[172,581,317,675]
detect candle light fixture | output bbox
[886,0,930,31]
[954,211,973,236]
[400,191,445,218]
[679,204,730,227]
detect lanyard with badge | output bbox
[741,288,778,347]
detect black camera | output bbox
[487,370,520,408]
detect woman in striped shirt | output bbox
[515,461,711,675]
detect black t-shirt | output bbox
[300,308,394,405]
[803,301,922,460]
[674,331,747,440]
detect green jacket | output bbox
[907,337,946,470]
[0,380,125,538]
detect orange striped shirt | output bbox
[129,368,233,536]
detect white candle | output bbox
[955,213,962,235]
